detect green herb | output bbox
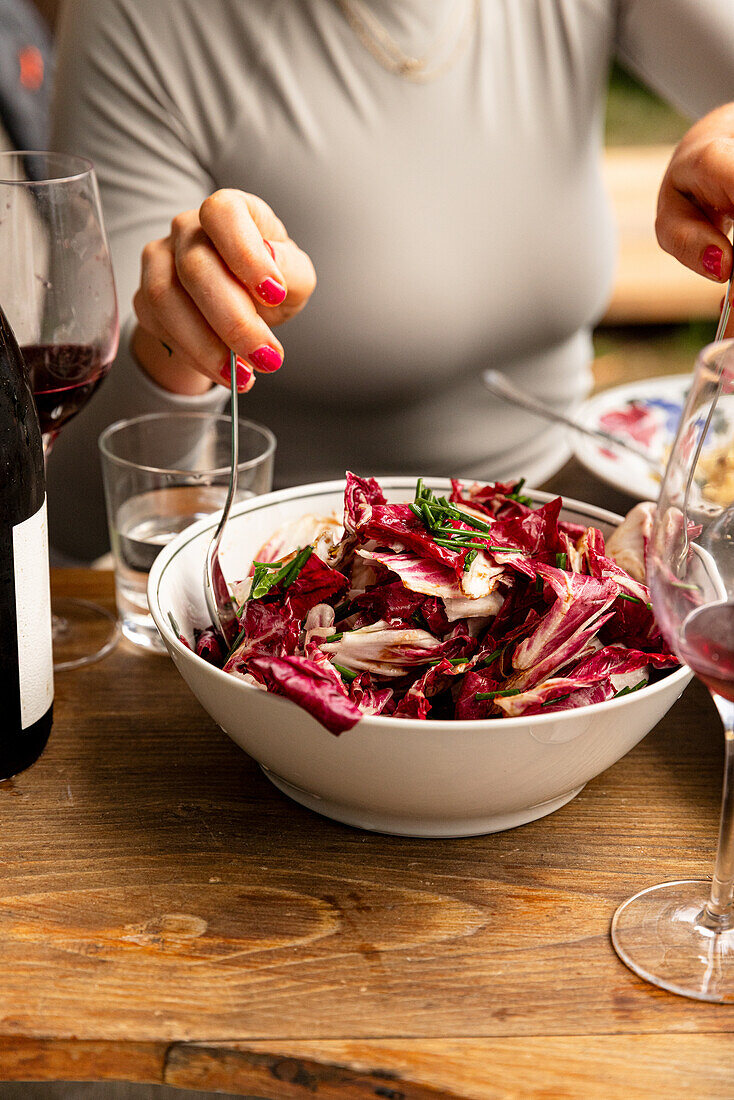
[250,545,313,600]
[535,575,544,592]
[618,593,643,604]
[333,601,351,621]
[476,688,522,700]
[333,662,357,683]
[463,548,478,571]
[671,580,700,591]
[541,692,572,707]
[429,656,470,666]
[325,632,343,643]
[225,622,248,661]
[614,679,647,698]
[168,611,181,636]
[433,537,488,551]
[480,645,505,666]
[555,552,568,569]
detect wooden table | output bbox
[1,460,732,1099]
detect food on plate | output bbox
[195,474,678,734]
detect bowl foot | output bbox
[259,767,585,837]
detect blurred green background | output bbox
[605,64,688,147]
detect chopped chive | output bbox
[463,548,478,571]
[541,691,572,706]
[409,503,424,522]
[333,662,357,683]
[333,601,351,620]
[555,552,568,569]
[671,581,699,591]
[250,545,313,600]
[225,621,249,660]
[434,538,488,552]
[535,575,544,592]
[614,679,647,698]
[480,645,505,666]
[324,632,343,643]
[618,593,643,604]
[428,657,469,667]
[487,545,523,553]
[476,688,522,700]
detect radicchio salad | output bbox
[191,474,678,734]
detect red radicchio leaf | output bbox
[344,470,386,534]
[351,580,426,627]
[348,671,394,716]
[455,670,502,720]
[246,653,362,735]
[194,627,223,664]
[270,552,348,619]
[223,598,301,674]
[364,503,466,570]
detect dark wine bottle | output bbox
[0,302,53,780]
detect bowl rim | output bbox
[148,476,692,731]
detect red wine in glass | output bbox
[0,152,119,672]
[681,601,734,704]
[24,343,113,441]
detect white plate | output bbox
[572,375,690,500]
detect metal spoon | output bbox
[204,349,240,647]
[482,368,664,476]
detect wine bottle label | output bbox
[12,498,53,729]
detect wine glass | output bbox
[0,152,119,670]
[612,337,734,1002]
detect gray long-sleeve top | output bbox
[48,0,734,560]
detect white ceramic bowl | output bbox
[148,478,692,837]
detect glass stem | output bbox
[705,695,734,925]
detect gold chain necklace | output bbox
[335,0,480,84]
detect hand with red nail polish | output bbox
[656,104,734,286]
[132,189,316,395]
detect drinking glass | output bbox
[612,338,734,1001]
[0,152,119,670]
[99,412,275,651]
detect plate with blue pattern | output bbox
[571,374,691,500]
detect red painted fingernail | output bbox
[219,358,254,390]
[703,245,724,279]
[248,345,283,372]
[263,239,275,261]
[256,277,287,306]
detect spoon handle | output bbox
[482,369,662,473]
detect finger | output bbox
[260,238,318,323]
[199,190,288,308]
[172,224,285,373]
[672,136,734,216]
[656,185,733,281]
[136,241,256,391]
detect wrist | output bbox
[131,324,213,396]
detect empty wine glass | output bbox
[0,152,119,670]
[612,337,734,1001]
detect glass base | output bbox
[612,879,734,1002]
[52,597,119,672]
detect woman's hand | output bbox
[656,103,734,286]
[132,190,316,395]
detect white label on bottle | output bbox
[13,498,53,728]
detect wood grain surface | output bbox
[0,460,732,1097]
